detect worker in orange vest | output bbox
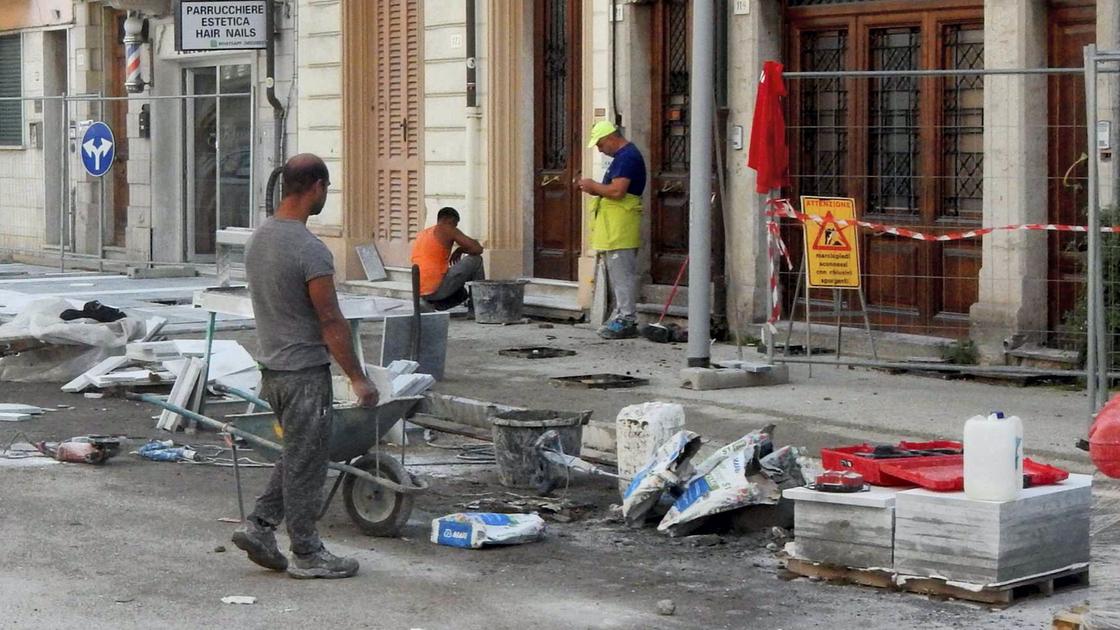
[410,207,485,311]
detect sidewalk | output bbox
[387,317,1095,472]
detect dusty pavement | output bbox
[383,318,1095,471]
[0,378,1099,630]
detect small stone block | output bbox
[679,364,790,390]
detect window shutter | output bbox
[372,0,423,263]
[0,34,22,146]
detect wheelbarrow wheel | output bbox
[342,454,414,537]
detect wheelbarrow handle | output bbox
[127,393,428,494]
[211,383,272,410]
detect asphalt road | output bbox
[0,380,1090,629]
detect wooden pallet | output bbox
[1052,605,1089,630]
[785,558,1090,606]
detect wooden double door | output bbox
[533,0,583,280]
[532,0,724,286]
[784,2,985,336]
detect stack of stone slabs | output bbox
[893,474,1092,584]
[783,485,898,569]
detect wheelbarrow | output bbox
[129,391,429,537]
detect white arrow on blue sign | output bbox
[80,121,115,177]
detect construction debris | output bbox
[0,403,45,415]
[220,596,256,605]
[0,298,161,383]
[457,493,592,523]
[0,404,43,422]
[136,440,198,462]
[158,358,204,432]
[621,430,703,526]
[35,436,126,464]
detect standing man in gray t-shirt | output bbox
[232,153,377,580]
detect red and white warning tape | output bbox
[763,197,1120,328]
[766,198,1120,241]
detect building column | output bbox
[337,0,375,279]
[724,2,781,334]
[482,0,528,278]
[968,0,1049,362]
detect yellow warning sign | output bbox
[802,196,861,289]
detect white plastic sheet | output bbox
[0,298,144,382]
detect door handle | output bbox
[540,175,560,187]
[660,181,683,193]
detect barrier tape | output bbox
[766,198,1120,240]
[763,197,1120,328]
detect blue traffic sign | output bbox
[80,121,115,177]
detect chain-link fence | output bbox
[763,59,1116,397]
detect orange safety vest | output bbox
[411,226,451,296]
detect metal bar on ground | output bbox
[772,356,1111,378]
[231,440,246,522]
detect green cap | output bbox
[586,120,618,148]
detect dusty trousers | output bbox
[248,365,333,556]
[604,248,639,322]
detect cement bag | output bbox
[431,513,545,549]
[621,430,702,526]
[658,445,782,536]
[0,298,144,383]
[691,427,772,479]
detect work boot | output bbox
[231,520,288,572]
[287,546,360,579]
[598,318,638,340]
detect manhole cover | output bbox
[551,373,649,389]
[499,347,576,359]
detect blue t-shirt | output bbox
[602,142,647,196]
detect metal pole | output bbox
[1086,44,1104,417]
[766,190,778,364]
[248,85,256,225]
[97,98,105,272]
[686,0,714,368]
[60,95,68,272]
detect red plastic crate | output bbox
[878,456,1070,492]
[819,441,963,486]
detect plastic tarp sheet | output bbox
[0,298,144,383]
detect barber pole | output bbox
[123,14,145,93]
[126,42,142,92]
